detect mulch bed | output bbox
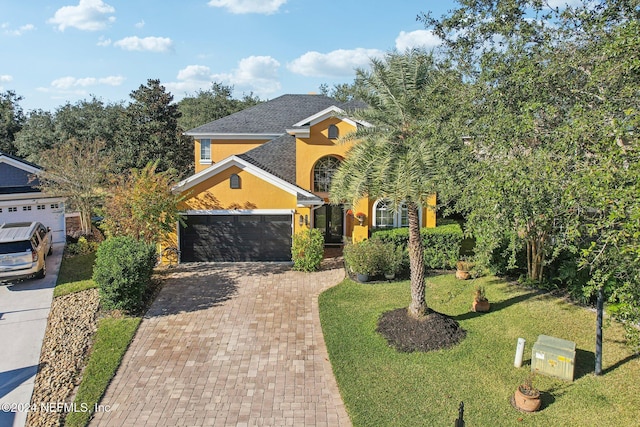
[376,307,467,353]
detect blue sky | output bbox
[0,0,459,112]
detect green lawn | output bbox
[64,316,141,427]
[319,274,640,426]
[53,250,143,426]
[54,252,98,297]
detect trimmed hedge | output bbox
[372,221,463,269]
[92,236,157,313]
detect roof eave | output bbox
[183,132,283,140]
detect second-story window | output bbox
[230,173,241,189]
[328,124,339,139]
[313,156,341,192]
[200,139,211,162]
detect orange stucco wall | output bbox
[295,117,356,192]
[194,139,268,173]
[180,165,296,211]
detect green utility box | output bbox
[531,335,576,381]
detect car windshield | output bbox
[0,241,32,254]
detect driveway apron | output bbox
[90,261,350,426]
[0,243,63,427]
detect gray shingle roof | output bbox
[238,134,322,205]
[185,94,366,205]
[185,94,363,135]
[238,134,296,184]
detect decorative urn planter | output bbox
[456,260,474,280]
[356,273,370,283]
[513,385,542,412]
[456,269,471,280]
[472,299,490,312]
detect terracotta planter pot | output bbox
[472,300,490,312]
[513,386,541,412]
[456,269,471,280]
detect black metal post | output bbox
[455,401,464,427]
[595,285,604,375]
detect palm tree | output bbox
[330,50,449,319]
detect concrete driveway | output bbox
[89,260,351,427]
[0,243,64,427]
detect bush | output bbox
[291,229,325,272]
[65,236,100,257]
[343,239,388,276]
[372,222,463,269]
[92,236,157,313]
[380,243,405,276]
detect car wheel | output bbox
[35,263,46,279]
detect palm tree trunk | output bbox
[407,202,427,318]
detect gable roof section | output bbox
[173,155,323,206]
[184,94,365,137]
[0,151,42,194]
[238,134,296,184]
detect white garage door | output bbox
[0,200,66,243]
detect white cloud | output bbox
[207,0,287,15]
[50,75,124,89]
[97,37,111,47]
[176,65,213,82]
[395,30,441,51]
[48,0,116,31]
[113,36,173,53]
[287,48,384,78]
[98,76,126,86]
[135,20,145,29]
[2,23,35,36]
[166,56,281,98]
[0,75,13,83]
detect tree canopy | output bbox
[421,0,640,354]
[0,90,25,155]
[330,50,466,318]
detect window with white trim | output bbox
[200,138,211,162]
[37,205,46,210]
[313,156,341,192]
[373,199,418,229]
[8,207,17,213]
[23,206,32,211]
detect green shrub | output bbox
[92,236,157,313]
[65,236,100,257]
[380,242,405,276]
[291,229,325,272]
[343,239,388,276]
[372,222,463,269]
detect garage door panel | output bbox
[180,214,292,262]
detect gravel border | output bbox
[26,289,100,427]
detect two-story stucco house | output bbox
[172,94,435,262]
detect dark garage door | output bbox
[180,214,292,262]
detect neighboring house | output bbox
[0,151,66,243]
[173,94,435,262]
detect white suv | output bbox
[0,222,53,282]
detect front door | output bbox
[314,205,344,245]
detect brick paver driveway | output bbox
[90,260,350,427]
